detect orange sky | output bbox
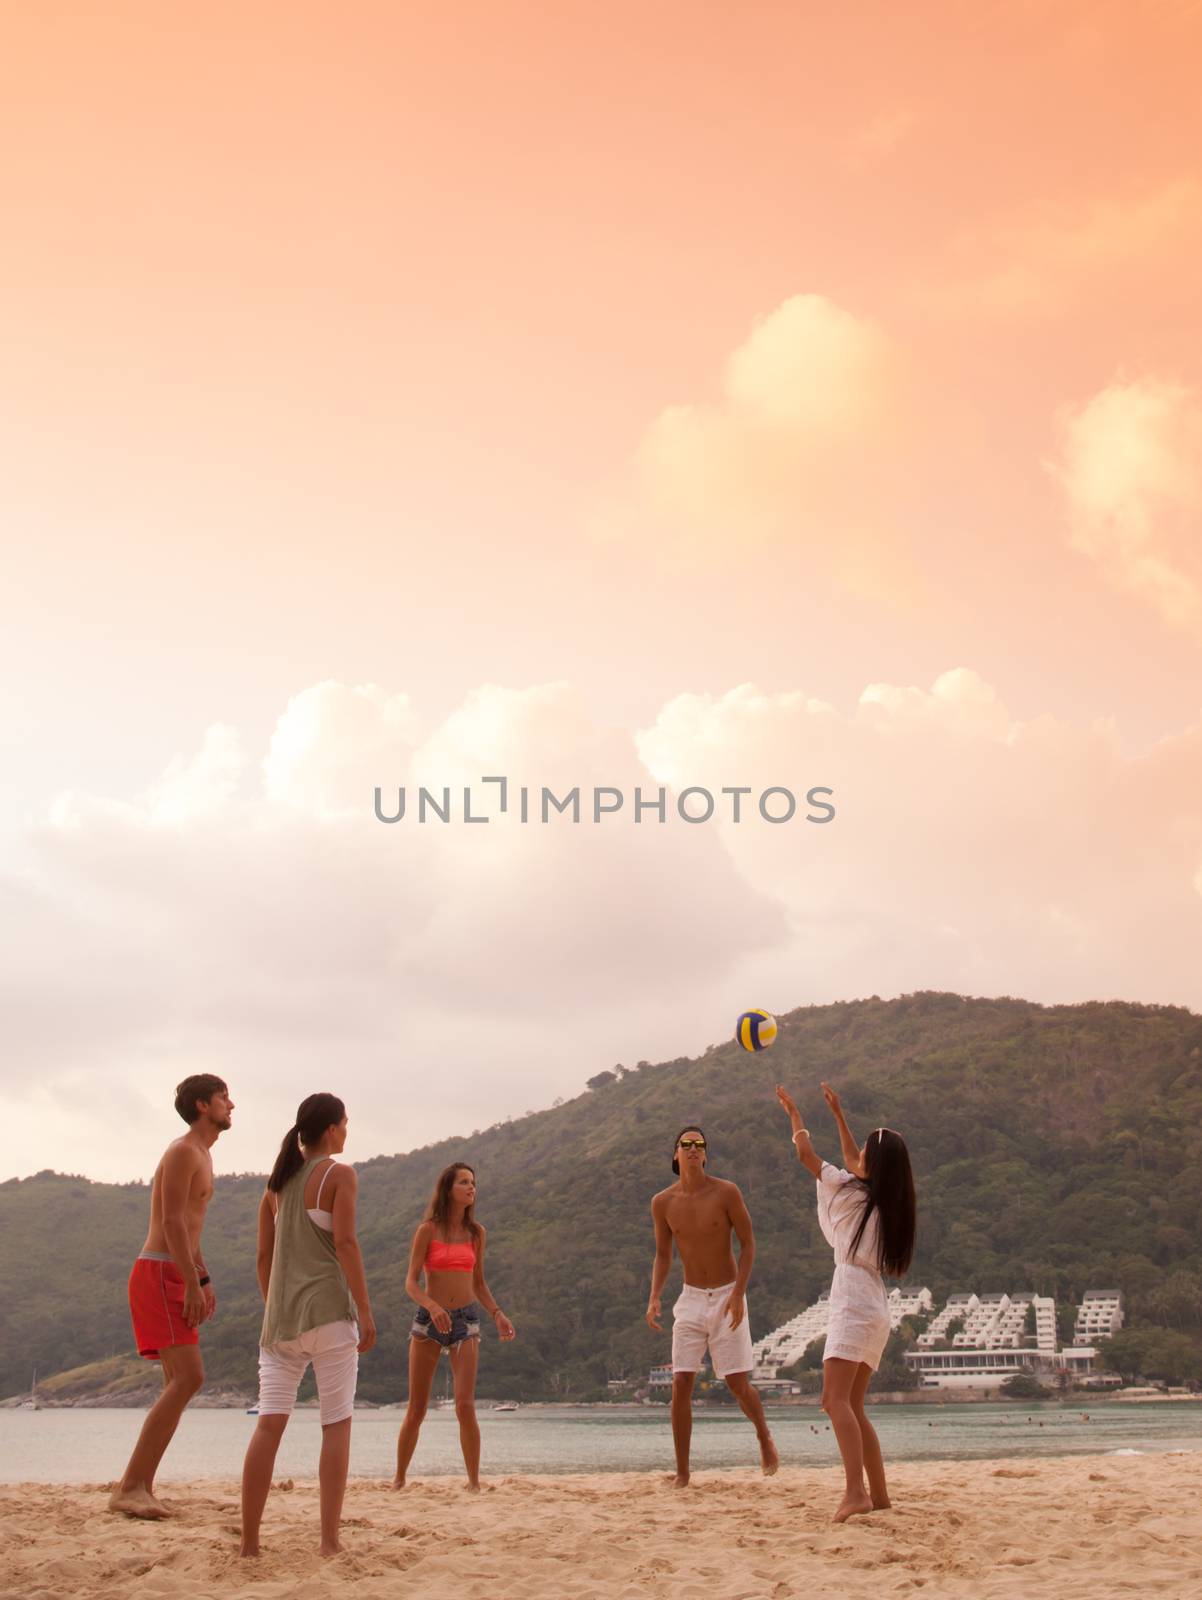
[2,1,1200,1178]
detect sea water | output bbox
[2,1401,1200,1483]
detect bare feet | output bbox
[320,1539,343,1558]
[239,1540,260,1559]
[389,1476,406,1491]
[108,1486,170,1520]
[465,1480,481,1492]
[832,1488,873,1523]
[664,1472,690,1488]
[759,1434,779,1477]
[871,1495,892,1511]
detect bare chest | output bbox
[665,1189,730,1245]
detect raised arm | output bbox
[330,1166,376,1352]
[775,1085,824,1177]
[645,1194,674,1331]
[471,1226,515,1340]
[160,1144,205,1328]
[822,1081,865,1178]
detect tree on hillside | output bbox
[1143,1270,1202,1332]
[1056,1301,1077,1346]
[1099,1328,1202,1385]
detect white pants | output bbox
[671,1282,754,1380]
[258,1319,359,1425]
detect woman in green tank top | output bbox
[239,1093,376,1559]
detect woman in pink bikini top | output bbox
[393,1161,516,1492]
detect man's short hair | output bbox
[175,1074,228,1125]
[672,1125,707,1175]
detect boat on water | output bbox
[494,1402,518,1412]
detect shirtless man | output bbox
[108,1074,233,1518]
[646,1125,778,1487]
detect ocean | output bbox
[2,1400,1200,1483]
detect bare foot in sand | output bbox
[108,1486,170,1519]
[390,1476,406,1490]
[239,1540,260,1559]
[465,1480,481,1492]
[664,1472,690,1488]
[871,1495,892,1511]
[320,1539,343,1558]
[832,1488,873,1523]
[759,1434,779,1476]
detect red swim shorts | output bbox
[128,1255,199,1360]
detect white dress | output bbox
[816,1162,891,1369]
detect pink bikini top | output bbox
[425,1235,477,1272]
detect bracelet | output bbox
[491,1306,504,1319]
[791,1129,809,1143]
[198,1274,211,1287]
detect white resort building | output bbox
[753,1285,1115,1390]
[1074,1289,1124,1343]
[916,1291,978,1348]
[904,1289,1113,1389]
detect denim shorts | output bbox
[411,1301,481,1349]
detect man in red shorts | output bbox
[108,1074,234,1518]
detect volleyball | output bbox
[735,1009,777,1052]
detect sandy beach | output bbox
[2,1453,1200,1600]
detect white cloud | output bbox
[935,178,1202,318]
[6,671,1202,1181]
[597,295,913,598]
[1051,375,1202,627]
[637,673,1202,1017]
[263,681,419,816]
[2,681,787,1179]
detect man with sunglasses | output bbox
[646,1126,778,1486]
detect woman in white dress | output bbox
[775,1080,916,1523]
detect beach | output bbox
[3,1453,1200,1600]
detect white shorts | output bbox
[671,1282,754,1381]
[824,1265,890,1370]
[258,1318,359,1425]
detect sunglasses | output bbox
[677,1139,707,1150]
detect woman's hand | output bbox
[775,1084,802,1124]
[357,1310,377,1354]
[427,1301,452,1334]
[821,1081,843,1118]
[493,1309,516,1341]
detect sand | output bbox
[2,1454,1201,1600]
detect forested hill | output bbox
[3,992,1201,1403]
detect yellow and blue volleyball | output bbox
[735,1009,777,1053]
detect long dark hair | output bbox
[847,1128,916,1278]
[268,1092,347,1193]
[424,1163,482,1246]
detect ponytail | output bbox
[267,1093,346,1193]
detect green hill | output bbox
[3,992,1202,1403]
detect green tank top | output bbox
[260,1158,358,1347]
